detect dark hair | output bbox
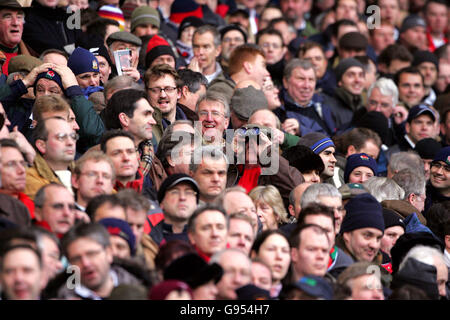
[34,182,67,209]
[61,223,111,258]
[39,48,69,61]
[251,229,290,254]
[86,18,120,40]
[177,69,208,93]
[154,240,196,271]
[155,132,194,169]
[0,226,38,255]
[144,64,180,89]
[0,244,43,270]
[388,284,430,300]
[100,129,136,153]
[297,204,336,230]
[378,44,413,68]
[85,194,124,220]
[424,0,448,15]
[256,28,285,46]
[333,127,381,155]
[116,189,151,212]
[331,19,358,38]
[282,145,325,175]
[0,138,26,161]
[187,204,227,234]
[297,41,326,59]
[394,66,424,87]
[103,89,148,130]
[289,223,330,249]
[425,201,450,243]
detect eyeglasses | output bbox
[70,249,103,265]
[198,110,225,119]
[261,43,282,50]
[4,160,27,170]
[80,171,113,180]
[431,161,450,173]
[148,86,177,95]
[167,189,197,197]
[53,132,79,142]
[50,203,76,211]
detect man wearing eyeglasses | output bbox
[25,117,77,200]
[149,174,199,245]
[425,146,450,213]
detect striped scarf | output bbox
[139,139,154,176]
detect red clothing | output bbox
[0,44,19,76]
[426,29,448,52]
[17,192,35,220]
[114,169,144,193]
[237,165,262,193]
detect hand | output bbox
[22,62,55,88]
[187,57,201,73]
[51,64,78,89]
[9,126,36,164]
[74,209,90,223]
[393,105,408,125]
[272,128,285,145]
[282,118,300,136]
[121,67,141,82]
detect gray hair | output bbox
[363,177,405,202]
[189,145,229,173]
[392,169,426,199]
[399,245,445,271]
[300,183,342,209]
[6,71,27,85]
[34,183,67,208]
[193,25,221,47]
[388,151,424,176]
[61,223,111,259]
[367,77,399,108]
[283,58,315,81]
[195,91,230,118]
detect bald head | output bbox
[248,109,280,129]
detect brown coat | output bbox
[381,200,427,225]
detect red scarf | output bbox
[237,165,262,193]
[114,169,144,192]
[17,192,35,220]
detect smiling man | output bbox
[398,104,437,151]
[425,146,450,213]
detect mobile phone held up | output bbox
[113,49,132,76]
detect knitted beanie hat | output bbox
[68,47,100,76]
[344,153,378,183]
[341,193,385,233]
[297,132,335,154]
[98,5,125,31]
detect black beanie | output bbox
[335,57,365,82]
[382,208,405,230]
[341,193,385,233]
[414,138,442,160]
[282,145,325,175]
[412,50,439,71]
[354,111,389,146]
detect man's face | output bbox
[434,256,449,297]
[417,62,438,87]
[193,31,221,72]
[319,146,336,178]
[405,114,435,144]
[39,186,76,234]
[283,67,315,106]
[188,210,227,256]
[400,26,427,51]
[280,0,306,20]
[350,274,384,300]
[348,166,374,184]
[249,110,278,129]
[221,30,245,61]
[110,235,131,259]
[76,72,100,89]
[425,2,448,34]
[272,21,296,47]
[335,0,358,22]
[133,23,159,37]
[259,8,282,30]
[72,160,114,205]
[180,26,196,45]
[110,41,139,68]
[66,237,113,291]
[161,183,198,222]
[357,140,380,160]
[248,54,270,87]
[150,54,176,69]
[227,218,254,255]
[105,136,139,182]
[378,0,400,26]
[0,9,24,48]
[318,196,345,235]
[302,47,327,79]
[96,55,111,84]
[339,66,365,95]
[387,59,411,75]
[191,157,227,202]
[367,87,394,119]
[216,250,251,300]
[430,161,450,192]
[398,73,425,107]
[343,227,383,262]
[291,227,330,279]
[197,99,229,142]
[0,146,26,192]
[370,25,395,54]
[258,34,285,65]
[124,98,156,142]
[40,235,62,282]
[40,119,76,165]
[224,192,257,225]
[94,203,126,222]
[261,77,281,110]
[380,225,404,256]
[126,208,146,245]
[256,233,291,282]
[435,63,450,93]
[147,74,178,118]
[0,248,43,300]
[251,261,272,292]
[35,79,63,98]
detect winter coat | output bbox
[323,87,364,132]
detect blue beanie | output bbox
[68,47,100,76]
[344,153,377,183]
[433,146,450,165]
[297,132,335,154]
[35,69,64,93]
[98,218,136,256]
[341,193,385,233]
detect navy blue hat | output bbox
[157,173,200,204]
[407,104,436,123]
[98,218,136,255]
[344,153,378,183]
[297,132,335,154]
[412,50,439,71]
[294,276,334,300]
[68,47,100,76]
[236,284,271,300]
[35,69,64,93]
[433,146,450,165]
[414,138,442,160]
[400,15,426,34]
[335,57,365,82]
[341,193,385,233]
[382,208,405,230]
